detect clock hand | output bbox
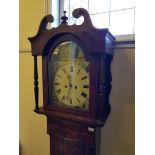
[68,71,74,81]
[67,83,72,101]
[67,74,71,83]
[66,72,72,100]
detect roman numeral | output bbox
[82,76,87,80]
[57,74,62,78]
[86,66,89,72]
[77,98,81,104]
[77,69,81,74]
[81,92,87,98]
[56,89,61,95]
[62,68,66,73]
[70,66,73,72]
[83,103,86,108]
[62,95,66,101]
[83,85,89,88]
[69,98,72,104]
[55,82,60,85]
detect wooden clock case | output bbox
[28,8,115,155]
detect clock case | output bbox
[29,8,115,155]
[28,8,115,127]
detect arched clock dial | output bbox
[53,63,89,109]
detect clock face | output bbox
[54,63,89,108]
[48,41,90,110]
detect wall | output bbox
[19,0,135,155]
[19,0,50,155]
[100,48,135,155]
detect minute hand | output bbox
[67,74,71,83]
[67,82,72,97]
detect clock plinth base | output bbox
[47,117,97,155]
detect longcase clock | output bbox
[28,8,115,155]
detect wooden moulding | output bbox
[28,8,115,56]
[34,107,105,127]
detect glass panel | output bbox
[109,8,134,35]
[91,13,109,28]
[89,0,110,14]
[51,41,86,61]
[111,0,135,11]
[49,41,89,110]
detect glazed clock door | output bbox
[48,41,90,110]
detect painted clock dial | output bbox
[48,41,90,110]
[54,63,89,108]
